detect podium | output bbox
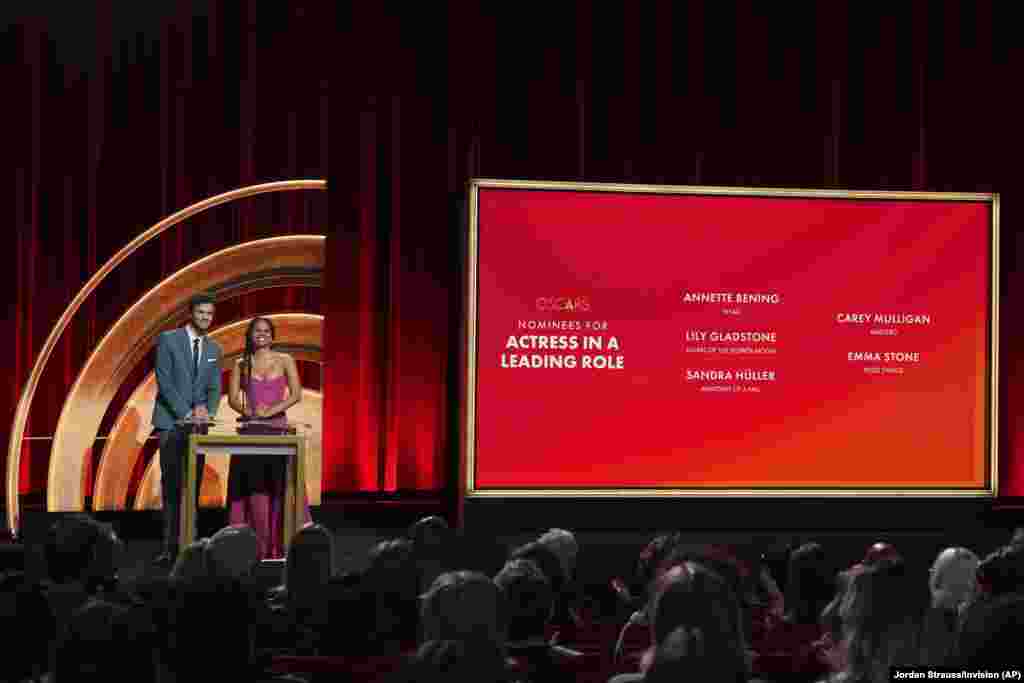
[177,418,309,555]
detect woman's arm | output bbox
[260,354,302,416]
[227,359,249,415]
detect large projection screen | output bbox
[464,180,998,498]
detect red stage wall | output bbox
[4,3,1024,507]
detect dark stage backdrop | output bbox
[3,3,1023,516]
[0,3,332,507]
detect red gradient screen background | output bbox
[470,186,993,492]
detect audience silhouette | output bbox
[5,516,1024,683]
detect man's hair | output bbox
[207,525,259,579]
[408,515,450,548]
[784,542,833,624]
[188,292,216,311]
[537,528,578,576]
[929,547,979,609]
[367,538,418,597]
[44,514,119,588]
[53,598,158,683]
[365,537,420,646]
[494,558,553,640]
[509,541,565,595]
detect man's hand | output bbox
[193,405,210,421]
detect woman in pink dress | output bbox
[227,317,310,559]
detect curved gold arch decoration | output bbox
[93,314,323,511]
[41,235,324,519]
[134,389,323,511]
[7,180,326,533]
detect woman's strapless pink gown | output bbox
[227,375,311,559]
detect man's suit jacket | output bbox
[151,328,223,431]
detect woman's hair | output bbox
[976,543,1024,597]
[658,545,754,651]
[955,593,1024,666]
[634,532,682,603]
[661,546,748,604]
[420,570,506,645]
[784,542,833,624]
[53,598,158,683]
[240,316,277,405]
[284,524,334,618]
[863,542,900,565]
[647,561,753,683]
[364,538,421,646]
[838,558,930,680]
[821,565,860,643]
[651,561,749,655]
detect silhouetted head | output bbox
[420,570,506,645]
[494,558,553,641]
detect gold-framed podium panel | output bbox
[183,433,306,554]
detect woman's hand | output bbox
[255,404,272,418]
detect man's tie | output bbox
[192,338,201,379]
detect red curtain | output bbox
[3,2,1024,509]
[322,2,1022,496]
[0,3,331,504]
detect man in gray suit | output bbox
[151,293,223,567]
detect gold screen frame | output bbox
[462,178,999,499]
